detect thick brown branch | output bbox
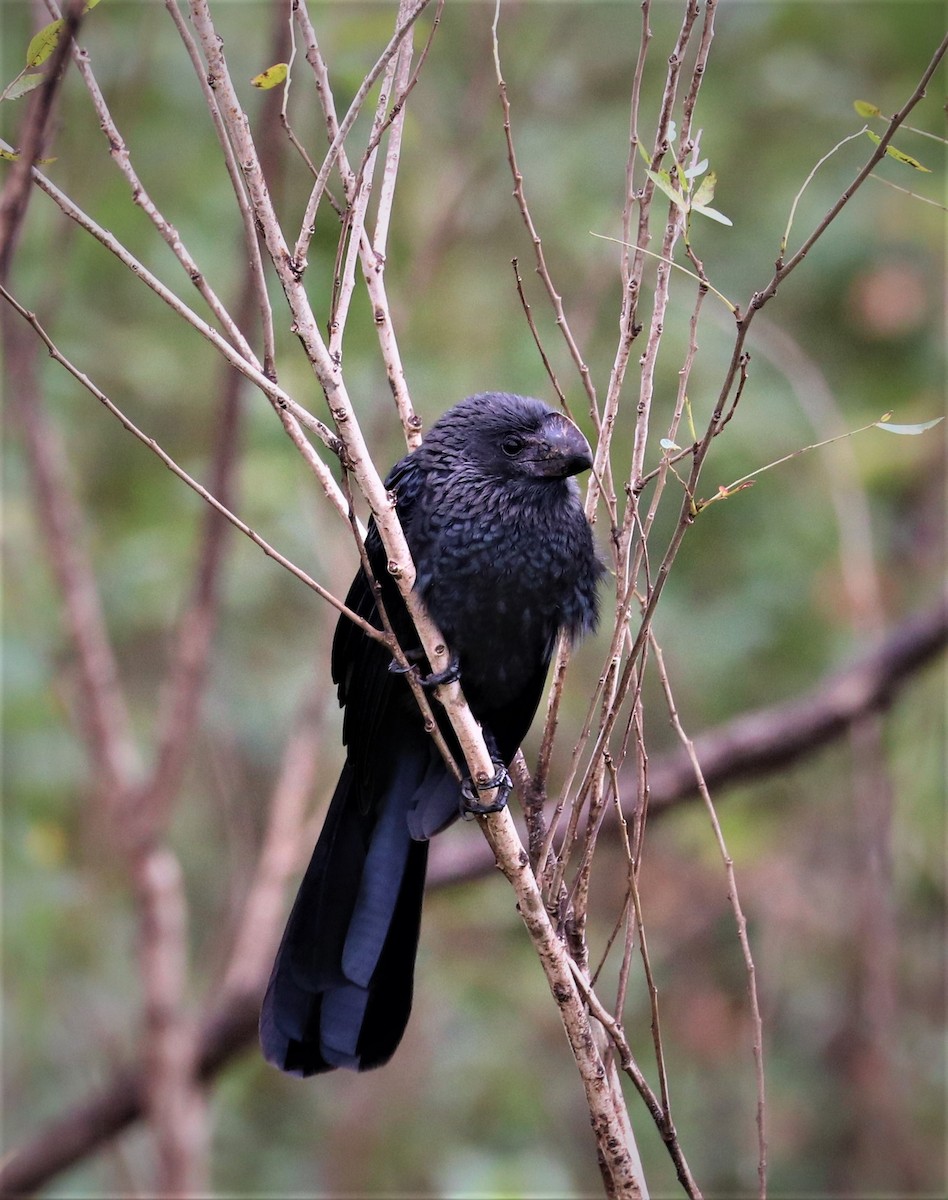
[645,597,947,813]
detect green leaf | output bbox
[691,170,717,209]
[684,157,708,180]
[0,143,56,163]
[645,168,687,211]
[874,416,943,436]
[251,62,288,90]
[884,144,930,172]
[660,438,681,451]
[26,19,64,68]
[3,72,45,101]
[854,99,883,119]
[865,129,931,172]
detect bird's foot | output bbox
[388,650,461,690]
[460,761,512,818]
[419,656,461,688]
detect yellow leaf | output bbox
[854,99,883,119]
[883,144,930,172]
[865,129,931,172]
[0,147,56,163]
[251,62,288,90]
[26,19,64,68]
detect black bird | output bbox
[260,392,603,1075]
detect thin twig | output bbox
[650,634,768,1198]
[291,0,433,269]
[0,0,84,274]
[0,286,383,642]
[2,598,943,1197]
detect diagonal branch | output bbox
[0,0,84,274]
[2,599,942,1198]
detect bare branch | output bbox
[0,287,384,642]
[0,315,140,795]
[2,598,942,1197]
[0,0,84,274]
[134,846,208,1197]
[4,153,344,479]
[650,634,768,1198]
[646,599,947,814]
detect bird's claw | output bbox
[460,762,512,818]
[419,656,461,688]
[388,652,461,690]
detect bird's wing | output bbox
[480,656,553,765]
[330,452,427,806]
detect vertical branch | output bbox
[0,0,84,273]
[220,674,329,999]
[620,0,652,285]
[162,0,277,373]
[2,318,141,797]
[361,0,444,448]
[291,0,433,271]
[55,0,268,365]
[477,811,647,1200]
[143,4,294,834]
[136,846,208,1197]
[751,317,909,1180]
[490,1,602,426]
[650,635,768,1199]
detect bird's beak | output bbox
[531,413,594,478]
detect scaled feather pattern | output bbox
[260,392,603,1075]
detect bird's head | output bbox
[421,392,594,484]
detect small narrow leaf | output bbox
[865,128,931,172]
[874,417,943,436]
[3,72,45,101]
[0,146,55,163]
[26,19,64,68]
[660,438,681,451]
[666,119,677,144]
[684,157,709,180]
[691,169,717,209]
[645,168,687,211]
[251,62,288,89]
[692,203,733,226]
[884,144,930,172]
[854,99,883,119]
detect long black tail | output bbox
[259,761,430,1075]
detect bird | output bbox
[260,391,603,1076]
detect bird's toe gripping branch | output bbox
[460,761,513,818]
[418,655,462,688]
[388,650,462,690]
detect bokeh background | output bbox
[2,1,945,1195]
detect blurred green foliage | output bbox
[2,1,944,1196]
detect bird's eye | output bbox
[501,434,525,456]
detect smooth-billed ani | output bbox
[260,392,603,1075]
